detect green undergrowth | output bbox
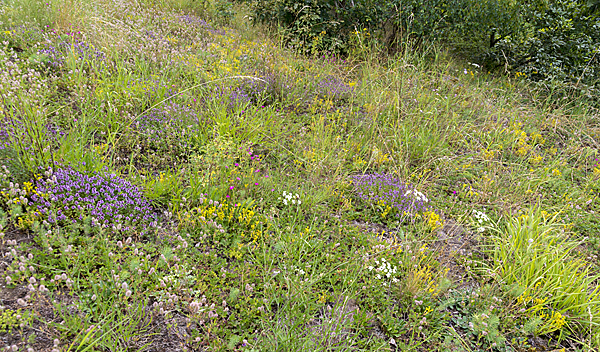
[0,0,599,351]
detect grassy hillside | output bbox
[0,0,599,351]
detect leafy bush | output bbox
[242,0,386,55]
[492,0,600,97]
[241,0,530,53]
[244,0,599,100]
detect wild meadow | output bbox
[0,0,599,351]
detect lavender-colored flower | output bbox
[37,37,106,69]
[351,173,432,221]
[314,74,354,100]
[30,166,158,235]
[134,103,199,147]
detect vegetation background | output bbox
[0,0,599,351]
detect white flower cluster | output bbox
[367,257,398,286]
[279,191,301,206]
[404,189,429,203]
[473,209,490,233]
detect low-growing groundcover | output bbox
[0,0,600,351]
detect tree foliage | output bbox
[242,0,600,98]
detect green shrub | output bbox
[244,0,599,102]
[241,0,531,54]
[493,0,600,99]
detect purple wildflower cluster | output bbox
[30,167,158,233]
[0,122,10,150]
[242,72,356,109]
[202,85,255,111]
[124,77,180,101]
[178,15,210,27]
[2,26,45,46]
[351,173,431,220]
[218,86,252,107]
[315,75,354,100]
[177,15,225,35]
[38,37,105,68]
[0,117,65,151]
[134,103,199,145]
